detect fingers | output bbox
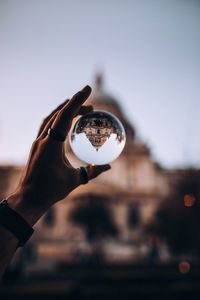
[37,99,69,138]
[40,104,93,140]
[51,85,92,137]
[77,105,93,116]
[87,164,111,181]
[38,103,93,141]
[75,164,111,188]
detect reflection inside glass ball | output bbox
[70,110,126,165]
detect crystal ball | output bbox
[70,110,126,165]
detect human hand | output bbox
[7,86,111,226]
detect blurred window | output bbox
[128,205,139,228]
[43,207,55,226]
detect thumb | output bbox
[87,164,111,181]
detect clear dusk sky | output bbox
[0,0,199,168]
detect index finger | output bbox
[51,85,91,136]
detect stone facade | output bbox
[0,76,175,263]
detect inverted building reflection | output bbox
[72,111,125,151]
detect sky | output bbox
[0,0,199,168]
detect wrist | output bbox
[6,189,49,227]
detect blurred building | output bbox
[0,75,180,264]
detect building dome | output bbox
[87,74,123,118]
[87,74,135,143]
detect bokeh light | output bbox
[179,261,191,274]
[184,194,196,207]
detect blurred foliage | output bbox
[147,169,200,255]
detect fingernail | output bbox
[81,85,91,93]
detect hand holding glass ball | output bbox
[70,110,126,165]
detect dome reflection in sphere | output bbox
[70,110,126,165]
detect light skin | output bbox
[0,85,111,278]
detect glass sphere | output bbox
[70,110,126,165]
